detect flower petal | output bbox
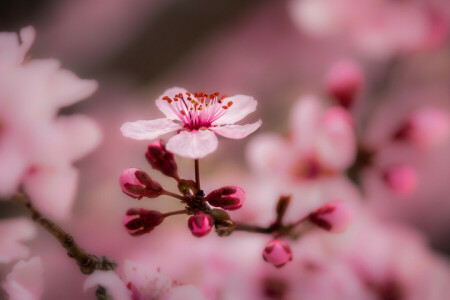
[84,271,131,300]
[121,118,181,140]
[155,87,189,120]
[2,257,43,300]
[246,133,290,175]
[290,95,322,150]
[316,107,356,170]
[168,285,206,300]
[213,95,258,125]
[212,120,262,139]
[23,167,78,221]
[166,130,218,159]
[0,218,36,264]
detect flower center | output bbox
[163,91,233,130]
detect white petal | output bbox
[166,130,218,159]
[121,118,180,140]
[212,120,262,139]
[155,87,189,120]
[213,95,258,125]
[2,257,43,300]
[84,271,131,300]
[290,95,322,150]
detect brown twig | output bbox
[11,193,117,275]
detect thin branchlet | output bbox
[11,193,117,275]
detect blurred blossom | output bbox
[121,87,262,158]
[245,95,359,223]
[289,0,449,58]
[0,27,101,220]
[382,164,418,196]
[2,257,43,300]
[84,260,206,300]
[308,201,353,233]
[0,218,36,264]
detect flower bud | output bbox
[119,168,163,199]
[123,208,164,236]
[308,201,353,233]
[205,186,245,211]
[188,212,214,238]
[325,59,363,109]
[394,108,449,148]
[146,140,179,179]
[383,165,417,196]
[262,239,292,268]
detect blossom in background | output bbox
[0,218,36,264]
[2,257,43,300]
[84,260,206,300]
[0,27,101,220]
[121,87,262,159]
[245,95,359,223]
[289,0,449,58]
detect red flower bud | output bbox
[123,208,164,236]
[308,201,353,233]
[383,165,417,196]
[146,140,179,179]
[119,168,163,199]
[325,59,363,109]
[205,186,245,211]
[188,212,214,237]
[263,239,292,268]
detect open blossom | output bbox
[2,257,43,300]
[84,261,206,300]
[0,27,101,220]
[121,87,262,159]
[0,218,36,264]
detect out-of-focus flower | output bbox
[0,218,36,264]
[289,0,449,58]
[205,186,245,211]
[119,168,163,199]
[188,212,214,238]
[84,261,206,300]
[262,239,293,268]
[121,87,262,159]
[2,257,43,300]
[382,165,418,196]
[146,140,179,180]
[308,201,353,233]
[123,208,164,236]
[394,107,450,149]
[325,59,364,109]
[0,27,101,221]
[248,96,355,181]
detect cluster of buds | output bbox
[260,197,353,268]
[119,140,245,238]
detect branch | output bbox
[11,193,117,275]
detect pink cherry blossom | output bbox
[0,27,101,221]
[2,257,43,300]
[121,87,262,159]
[0,218,36,264]
[84,260,206,300]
